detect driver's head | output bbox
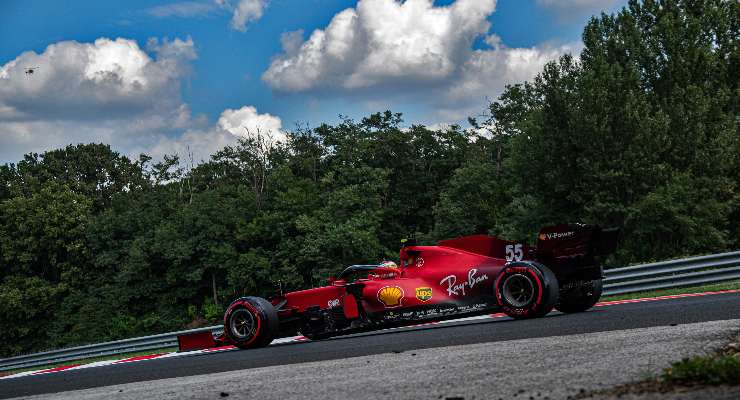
[379,260,398,269]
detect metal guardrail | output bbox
[0,326,223,373]
[2,251,739,372]
[602,251,740,296]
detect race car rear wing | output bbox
[434,223,618,264]
[535,223,619,278]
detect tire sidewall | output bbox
[495,262,557,318]
[224,299,264,348]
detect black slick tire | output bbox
[223,296,279,349]
[495,262,559,319]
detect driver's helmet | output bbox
[379,260,398,269]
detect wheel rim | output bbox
[502,274,535,308]
[230,308,257,341]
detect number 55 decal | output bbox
[505,244,524,261]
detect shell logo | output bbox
[377,286,404,308]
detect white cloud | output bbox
[279,30,304,56]
[263,0,497,91]
[217,106,283,138]
[0,37,280,163]
[229,0,267,32]
[0,35,198,159]
[146,1,217,18]
[0,37,195,122]
[425,122,454,132]
[262,0,577,123]
[537,0,621,21]
[146,127,237,163]
[147,106,284,162]
[439,41,582,118]
[145,1,267,32]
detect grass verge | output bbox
[662,337,740,385]
[601,279,740,302]
[663,354,740,385]
[576,334,740,399]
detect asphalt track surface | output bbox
[2,292,739,399]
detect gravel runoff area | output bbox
[10,319,740,400]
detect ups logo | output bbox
[415,287,432,302]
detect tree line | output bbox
[0,0,737,357]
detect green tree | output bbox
[294,166,391,285]
[432,161,510,239]
[8,144,149,211]
[0,183,92,355]
[494,0,738,261]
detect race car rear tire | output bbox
[495,262,559,319]
[224,296,279,349]
[555,279,603,313]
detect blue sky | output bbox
[0,0,627,163]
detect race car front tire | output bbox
[495,262,559,319]
[223,296,279,349]
[555,279,603,313]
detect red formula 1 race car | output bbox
[178,223,618,351]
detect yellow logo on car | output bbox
[377,286,404,308]
[415,287,432,302]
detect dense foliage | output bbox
[0,0,737,356]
